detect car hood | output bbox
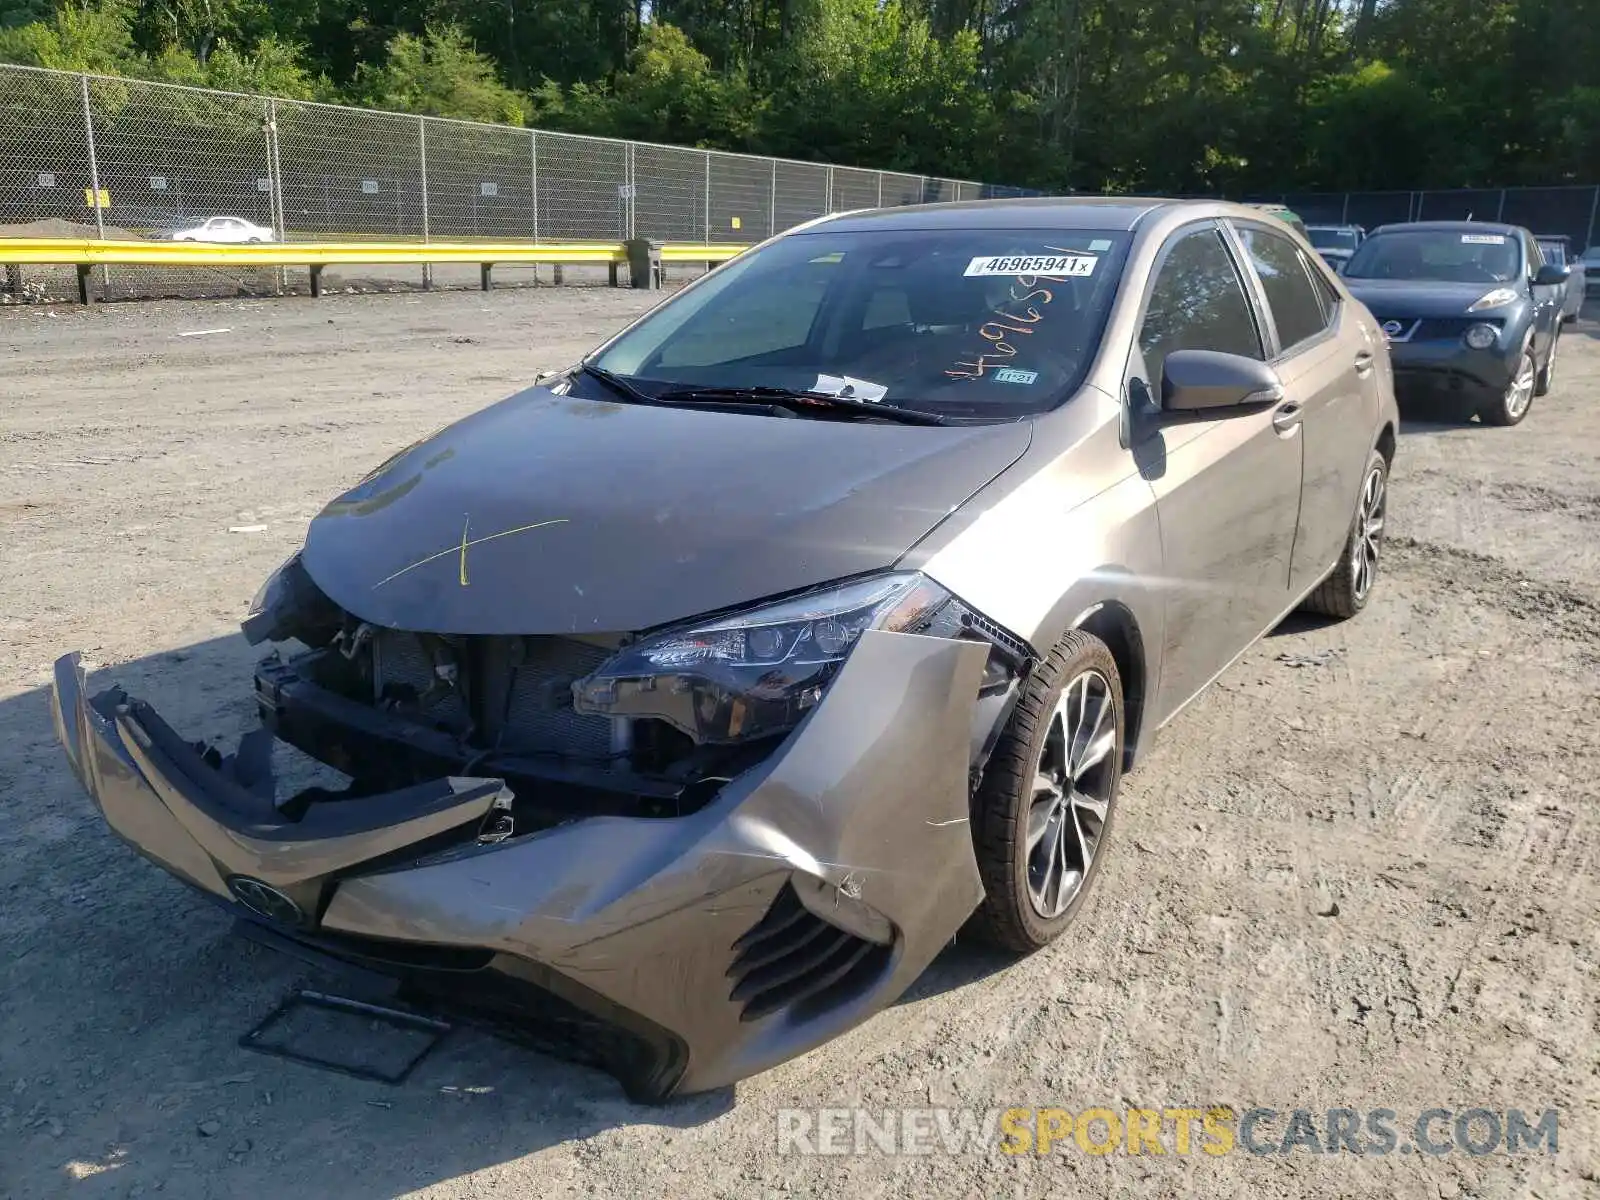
[301,387,1033,635]
[1341,278,1525,319]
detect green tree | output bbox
[536,22,757,147]
[760,0,997,177]
[354,23,525,124]
[0,2,139,71]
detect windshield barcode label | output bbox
[964,254,1097,278]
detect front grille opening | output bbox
[371,631,618,759]
[727,884,893,1023]
[298,928,496,973]
[398,967,688,1104]
[267,641,770,828]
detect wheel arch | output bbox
[1067,599,1148,773]
[1376,420,1396,465]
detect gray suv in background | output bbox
[1307,224,1365,273]
[1535,235,1584,323]
[1341,221,1568,426]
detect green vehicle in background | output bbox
[1246,203,1311,241]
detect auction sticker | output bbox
[965,254,1096,278]
[1461,234,1507,244]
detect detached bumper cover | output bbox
[51,630,989,1099]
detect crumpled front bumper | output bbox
[51,629,990,1100]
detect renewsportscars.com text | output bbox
[776,1106,1559,1158]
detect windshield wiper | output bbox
[653,385,952,426]
[577,362,660,407]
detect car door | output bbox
[1129,222,1305,720]
[1230,220,1375,597]
[1522,232,1558,357]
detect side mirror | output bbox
[1160,349,1284,414]
[1533,263,1570,287]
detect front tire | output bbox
[967,629,1124,953]
[1535,328,1559,396]
[1301,448,1387,620]
[1481,348,1537,426]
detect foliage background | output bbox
[1,0,1594,193]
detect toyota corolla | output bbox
[53,198,1398,1101]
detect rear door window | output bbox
[1236,225,1335,354]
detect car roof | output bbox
[1535,233,1570,243]
[809,195,1266,234]
[1368,220,1525,237]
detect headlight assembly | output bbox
[1463,322,1500,350]
[242,552,339,647]
[1467,287,1518,312]
[572,572,1027,745]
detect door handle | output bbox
[1354,350,1374,376]
[1272,400,1304,434]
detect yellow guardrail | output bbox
[0,236,750,300]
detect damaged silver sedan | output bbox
[53,197,1399,1100]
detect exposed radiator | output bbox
[371,630,470,731]
[478,635,616,759]
[370,630,616,760]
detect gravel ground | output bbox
[1,290,1597,1200]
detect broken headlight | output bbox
[571,572,1024,745]
[241,552,340,647]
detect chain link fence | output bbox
[0,61,1038,301]
[10,60,1595,303]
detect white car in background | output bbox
[170,216,275,243]
[1583,245,1600,299]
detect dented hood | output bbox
[301,388,1032,635]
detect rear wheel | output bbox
[1481,349,1536,426]
[1301,449,1387,620]
[967,629,1124,953]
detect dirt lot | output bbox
[1,289,1597,1200]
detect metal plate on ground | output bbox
[239,989,451,1085]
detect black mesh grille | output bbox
[1416,317,1496,341]
[727,884,891,1023]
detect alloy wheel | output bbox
[1026,670,1117,919]
[1504,354,1536,420]
[1352,462,1386,602]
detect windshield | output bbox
[587,227,1132,418]
[1308,227,1358,251]
[1343,229,1523,283]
